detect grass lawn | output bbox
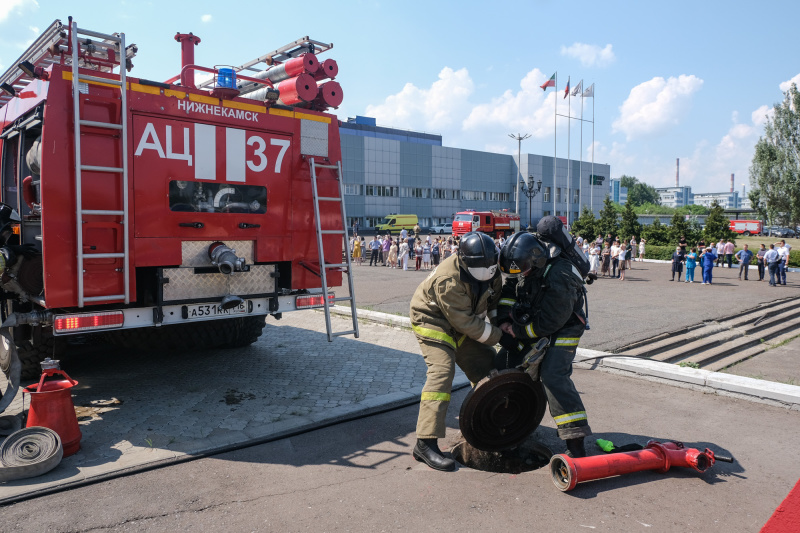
[735,235,799,248]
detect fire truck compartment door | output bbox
[132,115,292,238]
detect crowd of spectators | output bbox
[349,231,462,271]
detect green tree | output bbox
[597,195,620,239]
[619,175,638,189]
[677,204,710,216]
[613,175,661,207]
[628,182,661,207]
[749,83,800,228]
[668,212,690,245]
[641,217,669,245]
[620,201,642,241]
[634,202,675,215]
[703,201,734,243]
[571,205,597,240]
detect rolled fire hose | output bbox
[0,426,63,482]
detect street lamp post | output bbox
[521,176,542,230]
[509,133,531,215]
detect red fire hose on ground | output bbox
[549,440,735,492]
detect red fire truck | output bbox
[0,18,357,384]
[452,209,521,238]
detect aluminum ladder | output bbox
[308,158,359,341]
[70,20,130,307]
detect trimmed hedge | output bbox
[641,245,800,268]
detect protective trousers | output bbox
[540,323,592,440]
[415,337,496,439]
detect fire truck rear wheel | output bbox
[18,336,67,380]
[221,316,267,348]
[105,316,266,352]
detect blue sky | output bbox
[1,0,797,193]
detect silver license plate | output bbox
[185,301,247,319]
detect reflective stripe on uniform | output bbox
[525,323,536,338]
[477,322,492,343]
[412,324,458,350]
[554,337,580,347]
[421,391,451,402]
[554,411,587,425]
[487,309,498,319]
[498,298,516,306]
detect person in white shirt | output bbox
[765,244,780,286]
[638,238,646,262]
[610,241,621,278]
[398,240,410,271]
[629,236,637,266]
[777,240,791,285]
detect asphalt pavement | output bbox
[0,257,798,531]
[4,362,799,532]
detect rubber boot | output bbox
[413,439,456,471]
[566,437,587,458]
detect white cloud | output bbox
[0,0,37,23]
[560,43,615,68]
[779,73,800,92]
[612,75,703,140]
[463,68,583,138]
[201,14,212,23]
[365,67,474,131]
[751,105,772,127]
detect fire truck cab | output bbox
[0,19,357,382]
[452,209,520,238]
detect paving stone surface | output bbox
[0,311,452,502]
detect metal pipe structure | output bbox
[313,58,338,80]
[242,73,317,106]
[314,80,343,109]
[549,440,733,492]
[237,54,318,94]
[174,33,201,89]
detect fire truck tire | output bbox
[222,316,267,348]
[105,316,266,352]
[18,336,66,380]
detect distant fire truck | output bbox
[452,210,521,238]
[0,18,357,385]
[729,220,762,236]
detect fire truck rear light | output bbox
[296,293,335,309]
[54,311,124,333]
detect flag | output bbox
[540,73,556,91]
[564,77,570,99]
[572,80,583,97]
[582,83,594,98]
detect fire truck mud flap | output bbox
[0,329,22,414]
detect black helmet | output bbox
[458,232,499,281]
[499,232,547,277]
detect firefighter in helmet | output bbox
[409,231,518,471]
[497,231,591,457]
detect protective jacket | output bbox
[496,256,586,341]
[409,253,503,348]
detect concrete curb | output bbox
[336,306,800,410]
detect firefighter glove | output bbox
[499,333,519,352]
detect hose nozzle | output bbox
[208,242,246,275]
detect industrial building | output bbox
[609,178,628,205]
[339,117,611,231]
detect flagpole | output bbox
[591,85,595,213]
[553,72,557,218]
[567,76,571,227]
[579,85,584,220]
